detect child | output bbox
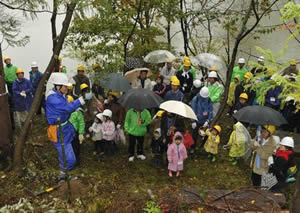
[232,93,249,114]
[204,125,221,162]
[167,132,187,177]
[153,75,166,98]
[151,128,165,167]
[227,75,240,107]
[68,95,85,165]
[102,109,116,156]
[269,137,295,192]
[224,122,247,165]
[89,113,104,155]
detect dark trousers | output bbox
[152,154,163,167]
[94,140,104,153]
[128,134,144,157]
[72,133,80,164]
[252,172,262,187]
[103,139,115,156]
[191,124,206,150]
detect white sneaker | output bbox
[128,156,134,162]
[137,155,146,160]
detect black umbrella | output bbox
[102,73,131,92]
[118,88,163,110]
[233,105,287,126]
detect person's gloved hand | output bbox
[78,96,86,105]
[20,91,26,97]
[89,127,93,132]
[117,124,121,129]
[254,140,260,147]
[104,99,109,104]
[79,135,84,144]
[192,122,197,129]
[203,121,209,128]
[233,110,237,114]
[268,156,274,166]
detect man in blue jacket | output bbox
[265,85,282,111]
[29,61,44,114]
[191,87,213,152]
[12,69,33,129]
[46,72,87,182]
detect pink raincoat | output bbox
[101,120,115,141]
[167,132,187,172]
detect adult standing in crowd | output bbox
[207,71,223,117]
[12,69,33,129]
[231,58,248,82]
[131,69,152,90]
[73,65,90,98]
[164,77,184,101]
[124,108,151,162]
[29,61,44,114]
[176,60,193,102]
[46,73,86,181]
[160,58,176,85]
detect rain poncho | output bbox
[69,109,85,135]
[208,81,223,103]
[167,132,187,171]
[227,75,240,106]
[4,64,18,84]
[46,89,82,171]
[231,66,248,82]
[12,78,33,112]
[191,94,213,124]
[227,122,249,158]
[160,65,176,84]
[204,129,220,154]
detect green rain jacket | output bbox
[69,109,85,135]
[124,108,151,136]
[4,65,18,84]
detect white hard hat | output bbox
[103,109,112,118]
[96,113,104,122]
[199,86,209,98]
[238,58,245,64]
[193,79,201,88]
[257,56,264,62]
[280,137,294,148]
[208,71,218,78]
[31,61,38,68]
[50,72,71,87]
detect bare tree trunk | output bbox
[180,0,188,56]
[291,156,300,212]
[13,3,77,173]
[166,21,171,50]
[0,43,13,169]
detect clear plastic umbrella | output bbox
[144,50,176,64]
[195,53,227,82]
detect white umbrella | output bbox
[159,100,198,121]
[195,53,227,82]
[124,68,152,82]
[144,50,176,64]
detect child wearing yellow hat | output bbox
[204,125,222,162]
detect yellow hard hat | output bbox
[244,72,253,79]
[77,65,85,71]
[16,69,24,75]
[109,91,120,98]
[93,63,100,69]
[170,75,178,82]
[290,59,297,65]
[239,93,248,100]
[67,95,74,103]
[263,125,276,135]
[213,125,222,133]
[183,56,190,62]
[209,65,217,71]
[156,110,165,117]
[171,78,180,86]
[58,57,62,61]
[184,60,191,67]
[80,83,89,90]
[68,85,74,90]
[3,57,11,62]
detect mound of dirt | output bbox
[53,179,90,201]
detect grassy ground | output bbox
[0,114,295,212]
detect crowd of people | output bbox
[3,54,299,191]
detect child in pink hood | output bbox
[101,109,116,156]
[167,132,187,177]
